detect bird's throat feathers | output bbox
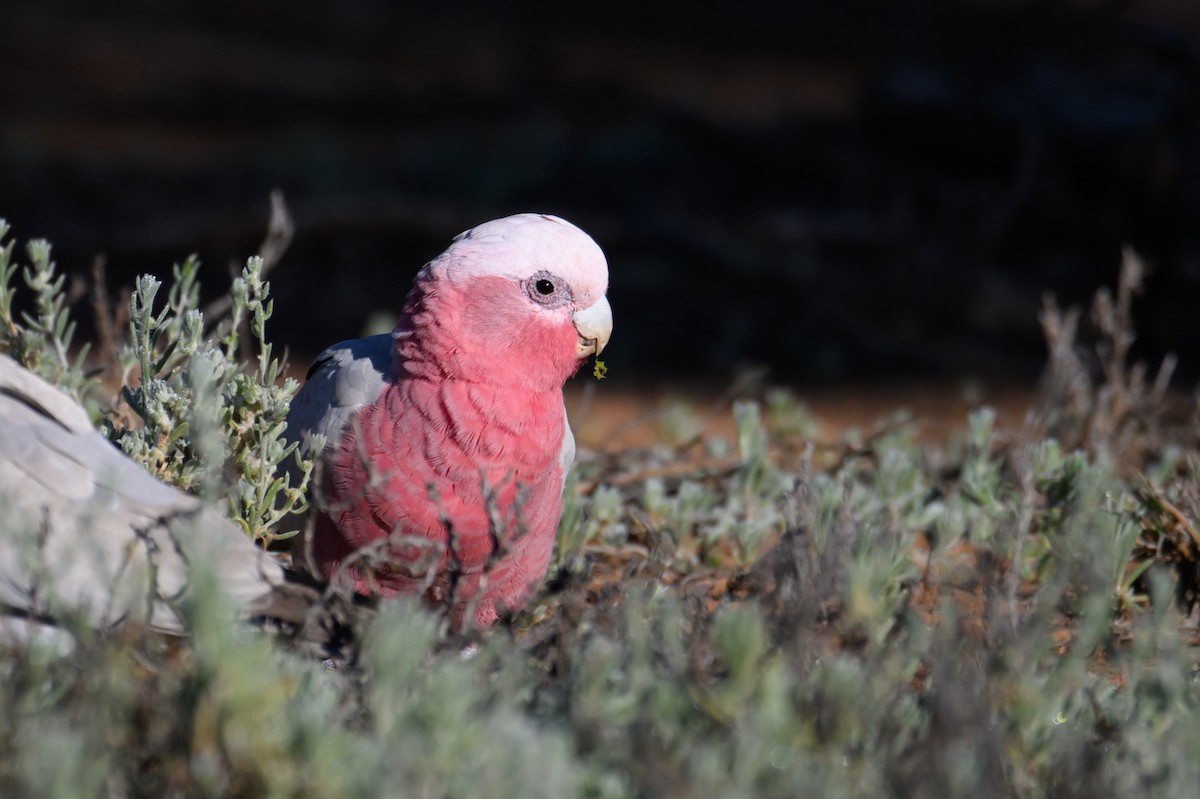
[392,273,584,392]
[369,268,574,486]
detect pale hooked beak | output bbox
[572,295,613,359]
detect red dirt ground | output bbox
[566,380,1037,452]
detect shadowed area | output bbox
[3,0,1200,387]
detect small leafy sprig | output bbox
[217,256,314,542]
[0,219,95,400]
[109,256,312,542]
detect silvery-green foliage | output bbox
[584,484,629,545]
[729,401,794,562]
[765,386,820,440]
[110,256,312,542]
[0,220,94,400]
[0,221,312,543]
[362,602,580,799]
[1,223,1198,799]
[553,468,588,573]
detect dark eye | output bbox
[525,270,572,308]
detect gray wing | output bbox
[0,355,283,638]
[284,334,393,465]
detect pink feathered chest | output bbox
[311,377,568,627]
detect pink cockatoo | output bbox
[286,214,612,629]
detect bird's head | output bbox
[395,214,613,391]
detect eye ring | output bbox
[524,270,572,308]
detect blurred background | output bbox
[3,0,1199,400]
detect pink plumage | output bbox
[286,214,612,628]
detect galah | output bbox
[0,355,284,641]
[285,214,612,629]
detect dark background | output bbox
[3,1,1199,386]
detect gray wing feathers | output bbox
[0,356,283,636]
[284,334,393,463]
[278,335,393,573]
